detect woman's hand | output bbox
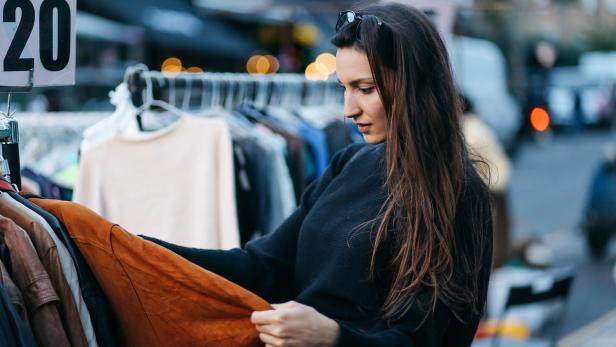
[251,301,340,347]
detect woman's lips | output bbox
[356,123,372,133]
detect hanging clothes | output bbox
[0,285,38,347]
[12,192,119,347]
[233,137,271,244]
[258,120,306,203]
[22,167,72,201]
[252,125,296,233]
[31,197,270,347]
[324,121,353,159]
[74,115,240,249]
[0,259,32,334]
[0,194,95,347]
[0,215,71,347]
[0,231,12,275]
[80,83,140,153]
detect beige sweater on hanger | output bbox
[73,115,240,250]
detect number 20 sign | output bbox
[0,0,75,87]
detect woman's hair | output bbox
[332,4,492,323]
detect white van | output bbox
[448,35,522,149]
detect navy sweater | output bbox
[144,143,492,346]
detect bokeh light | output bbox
[247,54,279,74]
[246,55,260,74]
[186,67,204,73]
[161,57,182,73]
[314,61,329,76]
[315,53,336,74]
[530,107,550,132]
[264,55,279,74]
[305,63,328,81]
[255,56,271,74]
[293,23,320,46]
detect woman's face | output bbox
[336,47,388,144]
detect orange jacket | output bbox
[31,198,270,347]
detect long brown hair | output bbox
[332,4,492,323]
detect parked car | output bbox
[547,66,613,128]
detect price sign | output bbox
[0,0,75,87]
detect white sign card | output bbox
[0,0,76,87]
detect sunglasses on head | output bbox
[335,10,383,32]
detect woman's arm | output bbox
[144,143,367,303]
[142,206,303,303]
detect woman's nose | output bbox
[343,93,361,119]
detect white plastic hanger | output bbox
[182,75,192,110]
[136,71,185,118]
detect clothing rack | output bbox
[0,118,21,190]
[124,65,343,111]
[0,70,32,191]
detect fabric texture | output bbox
[73,115,240,249]
[324,121,351,160]
[253,126,296,233]
[145,143,493,347]
[0,258,32,334]
[13,191,119,347]
[0,215,71,347]
[297,122,330,177]
[22,168,71,201]
[0,232,12,275]
[259,119,307,203]
[0,285,38,347]
[0,179,15,192]
[233,139,268,244]
[31,198,271,347]
[0,195,91,347]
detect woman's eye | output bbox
[359,87,374,94]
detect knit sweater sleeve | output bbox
[142,143,366,303]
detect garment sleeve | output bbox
[143,143,365,303]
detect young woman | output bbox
[147,3,493,346]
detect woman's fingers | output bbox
[259,332,285,346]
[255,323,274,334]
[271,301,297,310]
[251,310,279,325]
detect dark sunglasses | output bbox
[335,10,383,32]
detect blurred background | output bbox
[1,0,616,345]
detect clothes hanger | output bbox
[211,74,221,109]
[138,72,185,117]
[225,74,240,110]
[181,75,192,111]
[256,77,268,109]
[129,71,185,133]
[199,77,210,111]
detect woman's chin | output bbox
[362,134,386,144]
